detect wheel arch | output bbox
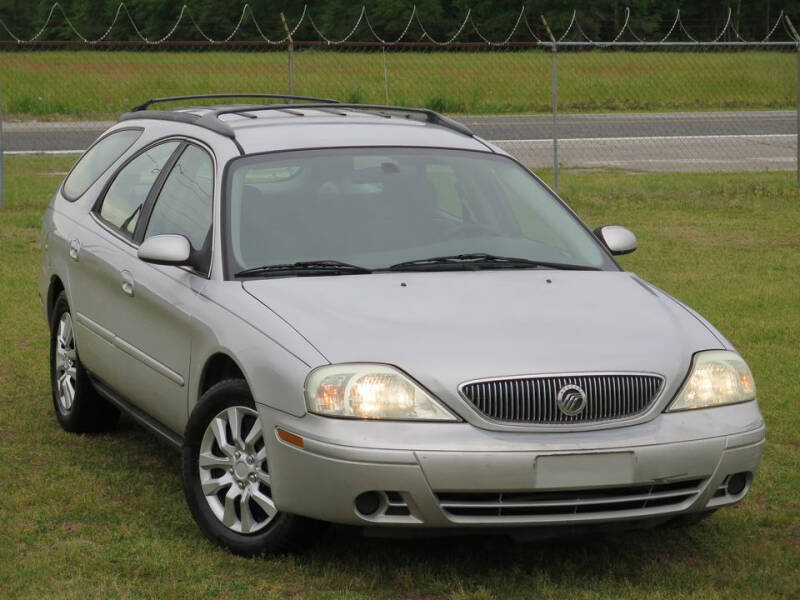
[47,275,66,323]
[198,352,248,402]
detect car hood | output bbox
[243,271,723,419]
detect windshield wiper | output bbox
[235,260,373,278]
[385,253,598,272]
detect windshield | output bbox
[223,148,614,277]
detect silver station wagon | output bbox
[39,94,765,556]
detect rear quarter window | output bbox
[62,129,143,201]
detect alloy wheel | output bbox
[54,312,78,414]
[198,406,276,534]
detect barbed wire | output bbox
[470,6,525,46]
[364,6,417,46]
[0,3,796,46]
[308,5,365,45]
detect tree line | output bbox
[0,1,798,43]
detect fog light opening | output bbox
[355,491,381,516]
[726,472,748,496]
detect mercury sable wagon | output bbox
[39,94,765,556]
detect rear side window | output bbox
[98,141,180,237]
[62,129,142,200]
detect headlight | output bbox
[305,363,457,421]
[667,350,756,412]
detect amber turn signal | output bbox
[276,428,304,448]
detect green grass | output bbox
[0,156,798,599]
[0,50,795,120]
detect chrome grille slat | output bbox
[461,374,663,424]
[436,478,703,518]
[438,487,700,509]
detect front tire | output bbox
[181,379,320,556]
[49,292,119,433]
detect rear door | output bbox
[69,140,181,394]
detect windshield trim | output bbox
[220,145,621,280]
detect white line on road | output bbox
[5,149,84,155]
[4,133,795,156]
[492,133,796,144]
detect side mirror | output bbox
[594,225,637,256]
[138,234,191,266]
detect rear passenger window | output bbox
[98,142,180,237]
[63,129,142,200]
[144,145,213,263]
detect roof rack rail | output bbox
[118,101,475,144]
[129,94,339,112]
[118,109,238,138]
[200,103,475,137]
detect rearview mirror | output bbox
[594,225,637,256]
[138,234,191,266]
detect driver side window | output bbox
[144,145,214,273]
[98,142,180,237]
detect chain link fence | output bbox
[1,6,799,208]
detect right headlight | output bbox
[666,350,756,412]
[305,363,458,421]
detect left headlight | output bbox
[305,363,458,421]
[667,350,756,412]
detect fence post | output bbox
[280,13,294,97]
[541,16,558,193]
[382,46,390,104]
[786,16,800,187]
[0,87,5,210]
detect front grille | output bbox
[460,374,664,424]
[436,479,703,519]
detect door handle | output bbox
[68,239,80,261]
[121,270,135,297]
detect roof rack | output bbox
[130,94,339,112]
[201,103,475,137]
[118,99,475,143]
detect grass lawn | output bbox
[0,50,795,120]
[0,156,798,599]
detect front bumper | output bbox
[257,401,764,528]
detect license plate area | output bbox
[534,452,636,489]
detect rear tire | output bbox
[181,378,321,556]
[49,291,119,433]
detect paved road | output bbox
[2,110,796,172]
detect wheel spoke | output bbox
[243,418,263,453]
[58,377,69,408]
[226,407,245,451]
[222,485,241,528]
[239,488,254,533]
[256,470,271,486]
[198,451,232,470]
[60,315,73,347]
[63,378,75,410]
[57,319,67,348]
[210,417,235,458]
[201,472,233,496]
[251,488,277,518]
